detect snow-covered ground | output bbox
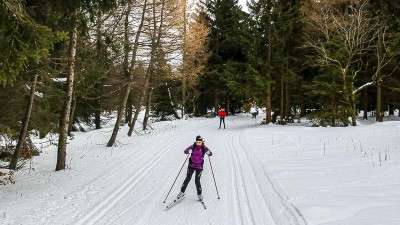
[1,112,400,225]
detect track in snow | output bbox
[26,115,305,225]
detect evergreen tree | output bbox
[0,0,59,86]
[304,68,350,126]
[368,0,400,119]
[47,0,119,171]
[153,80,180,120]
[270,0,304,123]
[246,0,304,123]
[199,0,248,115]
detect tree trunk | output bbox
[9,75,38,170]
[107,82,132,147]
[285,81,290,121]
[349,95,357,126]
[128,71,150,136]
[280,74,284,123]
[265,17,272,124]
[182,77,186,118]
[106,0,147,146]
[68,94,77,134]
[166,81,179,118]
[266,85,271,124]
[123,3,133,126]
[128,0,164,135]
[142,88,153,130]
[332,97,337,126]
[350,103,357,126]
[56,21,77,171]
[181,0,187,118]
[361,88,367,120]
[127,93,134,125]
[94,82,102,129]
[376,77,382,122]
[95,12,102,130]
[285,56,290,121]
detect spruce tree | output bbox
[199,0,248,115]
[246,0,304,123]
[368,1,400,119]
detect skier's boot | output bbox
[177,192,185,199]
[198,194,203,201]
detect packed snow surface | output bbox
[1,113,400,225]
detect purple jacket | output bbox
[184,144,213,170]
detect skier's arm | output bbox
[184,145,193,154]
[205,147,213,156]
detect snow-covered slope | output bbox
[1,113,399,225]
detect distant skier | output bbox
[218,108,227,129]
[177,135,213,202]
[250,107,259,119]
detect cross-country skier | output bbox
[177,135,213,202]
[218,108,227,129]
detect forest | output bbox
[0,0,399,171]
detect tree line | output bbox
[200,0,400,126]
[0,0,399,172]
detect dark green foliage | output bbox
[71,35,115,127]
[0,0,120,144]
[246,0,305,109]
[367,0,400,112]
[198,0,249,113]
[153,80,179,121]
[0,0,64,86]
[0,84,27,132]
[303,68,350,126]
[0,0,400,167]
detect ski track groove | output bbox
[239,128,307,225]
[74,134,187,225]
[112,165,177,225]
[28,116,306,225]
[228,130,258,225]
[115,136,198,224]
[226,131,244,225]
[224,117,306,225]
[233,126,278,224]
[119,119,216,225]
[25,131,165,224]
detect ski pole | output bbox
[163,154,190,203]
[208,155,220,199]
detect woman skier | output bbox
[177,135,213,202]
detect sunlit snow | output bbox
[1,111,399,225]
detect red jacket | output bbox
[218,110,227,118]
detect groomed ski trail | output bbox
[19,115,306,225]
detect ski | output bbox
[200,200,206,209]
[165,195,186,209]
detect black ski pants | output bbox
[180,166,203,195]
[219,117,225,129]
